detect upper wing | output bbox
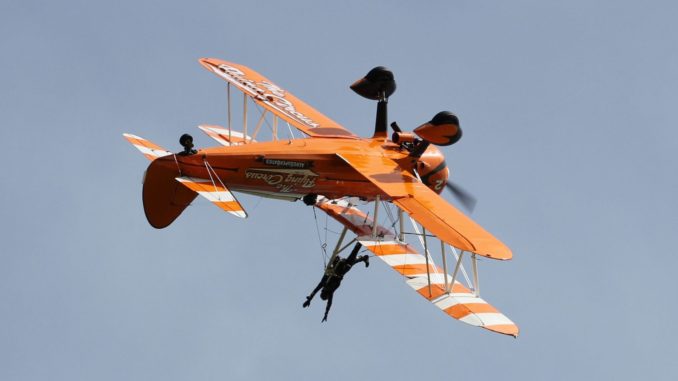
[200,58,357,139]
[338,153,512,260]
[315,197,518,337]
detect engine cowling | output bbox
[416,145,449,194]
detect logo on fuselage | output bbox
[262,158,312,169]
[245,168,317,193]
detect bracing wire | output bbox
[253,103,277,137]
[324,210,328,253]
[312,207,328,267]
[382,201,399,233]
[286,121,296,139]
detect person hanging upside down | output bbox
[303,243,369,322]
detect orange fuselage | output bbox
[154,137,449,201]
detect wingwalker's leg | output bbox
[322,293,333,322]
[346,242,362,262]
[346,243,369,267]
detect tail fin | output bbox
[143,156,198,228]
[123,133,172,160]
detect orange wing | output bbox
[200,58,357,139]
[316,197,518,337]
[338,153,512,260]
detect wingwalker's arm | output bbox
[303,275,327,308]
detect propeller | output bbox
[445,180,477,213]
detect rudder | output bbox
[143,156,197,228]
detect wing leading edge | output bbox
[315,197,518,337]
[337,153,512,260]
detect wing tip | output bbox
[483,247,513,261]
[230,210,248,219]
[484,324,520,337]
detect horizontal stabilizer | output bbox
[123,133,172,161]
[176,177,247,218]
[198,125,256,146]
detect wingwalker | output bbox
[124,58,518,337]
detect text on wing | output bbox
[214,64,320,129]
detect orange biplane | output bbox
[124,58,518,337]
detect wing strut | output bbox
[372,195,380,238]
[227,83,232,142]
[398,208,405,242]
[423,227,432,297]
[441,242,450,293]
[472,253,480,297]
[243,92,248,142]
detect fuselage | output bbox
[158,136,449,201]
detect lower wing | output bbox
[315,197,518,337]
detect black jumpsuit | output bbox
[303,243,369,321]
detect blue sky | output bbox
[2,1,677,380]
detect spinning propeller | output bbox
[445,180,477,213]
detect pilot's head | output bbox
[179,133,194,149]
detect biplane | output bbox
[124,58,518,337]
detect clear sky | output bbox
[2,1,677,380]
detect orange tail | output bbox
[143,156,197,229]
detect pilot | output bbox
[303,243,369,322]
[178,133,197,155]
